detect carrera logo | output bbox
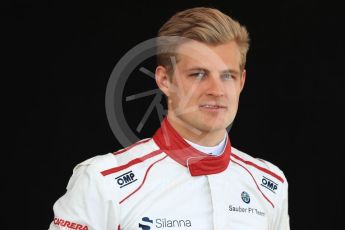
[115,170,137,188]
[261,176,278,193]
[53,218,88,230]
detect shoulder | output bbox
[110,138,161,167]
[72,138,158,174]
[230,146,288,208]
[230,146,287,184]
[65,138,164,199]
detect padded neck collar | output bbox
[153,118,232,176]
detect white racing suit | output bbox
[49,118,289,230]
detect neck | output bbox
[166,115,227,147]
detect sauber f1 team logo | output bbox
[261,176,278,193]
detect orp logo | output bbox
[139,217,153,230]
[261,176,278,193]
[115,171,137,188]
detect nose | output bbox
[205,74,224,97]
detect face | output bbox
[156,40,246,141]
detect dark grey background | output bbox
[8,0,344,229]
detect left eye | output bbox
[222,73,232,80]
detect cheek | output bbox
[229,94,240,107]
[169,87,183,103]
[168,87,188,110]
[226,84,242,100]
[168,92,179,109]
[170,82,197,103]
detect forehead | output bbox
[175,40,242,72]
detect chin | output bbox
[203,117,230,127]
[197,122,227,132]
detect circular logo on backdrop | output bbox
[241,191,250,204]
[105,37,166,148]
[105,36,233,148]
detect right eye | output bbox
[190,70,206,79]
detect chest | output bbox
[117,162,273,230]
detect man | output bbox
[49,7,289,230]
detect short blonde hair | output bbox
[157,7,250,75]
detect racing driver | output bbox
[49,7,290,230]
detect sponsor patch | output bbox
[53,218,88,230]
[241,191,250,204]
[261,176,278,193]
[139,216,192,229]
[115,170,137,188]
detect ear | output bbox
[155,65,171,97]
[239,69,246,92]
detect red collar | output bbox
[153,118,231,176]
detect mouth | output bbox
[199,104,227,111]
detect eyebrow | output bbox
[186,67,241,75]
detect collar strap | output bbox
[153,118,231,176]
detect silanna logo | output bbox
[115,171,137,188]
[139,216,192,229]
[261,176,278,193]
[139,217,153,230]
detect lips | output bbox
[199,104,227,109]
